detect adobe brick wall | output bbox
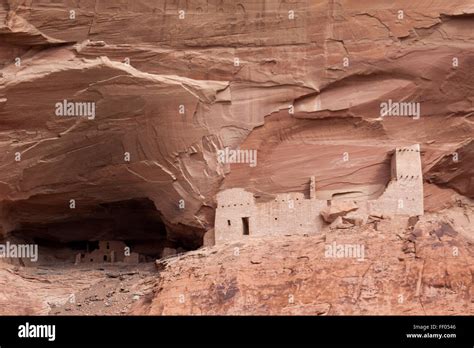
[79,240,139,263]
[368,144,424,216]
[214,145,424,245]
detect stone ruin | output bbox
[75,240,140,264]
[214,144,423,244]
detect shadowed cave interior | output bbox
[3,198,204,265]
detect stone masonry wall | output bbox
[215,145,424,244]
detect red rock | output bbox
[0,0,472,316]
[321,201,359,223]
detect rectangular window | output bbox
[242,217,250,235]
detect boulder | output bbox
[321,201,359,223]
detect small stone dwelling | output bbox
[214,144,423,244]
[75,241,139,264]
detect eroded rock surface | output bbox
[0,0,472,315]
[135,207,474,315]
[0,0,473,245]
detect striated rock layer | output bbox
[0,0,473,246]
[0,0,474,244]
[0,0,473,315]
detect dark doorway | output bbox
[242,217,250,235]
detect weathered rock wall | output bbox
[0,0,472,245]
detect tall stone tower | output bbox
[373,144,424,216]
[310,176,316,199]
[391,144,422,181]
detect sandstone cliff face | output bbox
[0,0,473,316]
[0,0,473,246]
[0,206,471,315]
[135,208,474,315]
